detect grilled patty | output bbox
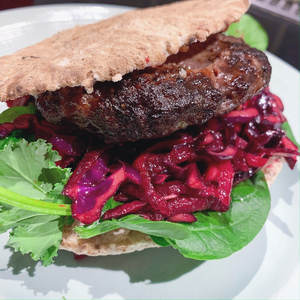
[36,34,271,144]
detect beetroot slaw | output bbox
[1,88,299,225]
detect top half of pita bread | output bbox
[0,0,250,102]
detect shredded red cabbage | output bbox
[0,114,86,168]
[2,88,299,224]
[60,88,299,224]
[6,95,32,107]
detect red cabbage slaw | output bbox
[63,87,299,224]
[1,88,299,225]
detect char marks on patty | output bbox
[36,34,271,144]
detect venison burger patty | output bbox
[35,34,271,144]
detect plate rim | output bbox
[0,4,299,300]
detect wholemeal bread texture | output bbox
[0,0,249,102]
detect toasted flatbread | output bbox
[0,0,279,258]
[0,0,249,102]
[60,224,159,256]
[60,156,284,256]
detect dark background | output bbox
[0,0,299,70]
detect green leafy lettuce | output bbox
[225,14,269,51]
[1,208,64,266]
[0,139,72,266]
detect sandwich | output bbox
[0,0,299,266]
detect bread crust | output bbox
[60,156,284,256]
[0,0,249,102]
[60,222,158,256]
[262,156,284,187]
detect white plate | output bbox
[0,4,299,300]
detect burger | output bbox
[0,0,299,266]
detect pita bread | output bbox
[261,156,284,187]
[0,0,249,102]
[0,0,279,258]
[60,156,284,256]
[60,223,158,256]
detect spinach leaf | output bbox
[101,197,122,214]
[282,121,300,148]
[150,235,170,247]
[0,103,39,124]
[225,14,269,51]
[75,214,191,240]
[75,171,270,260]
[165,171,270,259]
